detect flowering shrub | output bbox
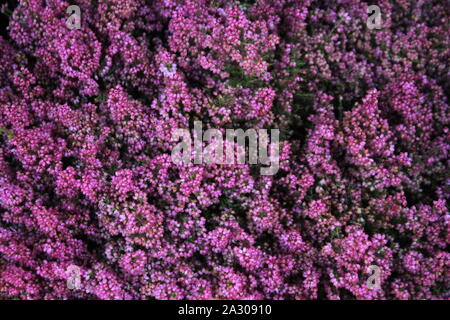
[0,0,449,300]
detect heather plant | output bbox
[0,0,448,300]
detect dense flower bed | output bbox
[0,0,448,299]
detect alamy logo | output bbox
[66,5,81,30]
[366,5,382,30]
[171,121,279,175]
[66,265,81,290]
[366,265,381,290]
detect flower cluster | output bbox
[0,0,448,300]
